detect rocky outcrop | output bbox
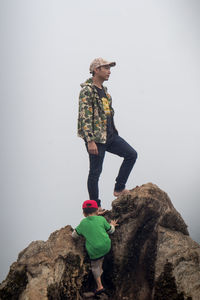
[0,183,200,300]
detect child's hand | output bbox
[110,219,119,227]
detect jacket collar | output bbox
[80,78,108,92]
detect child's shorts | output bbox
[91,257,104,279]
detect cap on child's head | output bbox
[82,200,98,209]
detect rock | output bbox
[82,291,108,300]
[83,291,95,298]
[0,183,200,300]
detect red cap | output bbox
[82,200,98,209]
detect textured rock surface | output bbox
[0,183,200,300]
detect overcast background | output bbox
[0,0,200,282]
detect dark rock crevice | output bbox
[154,262,192,300]
[0,264,28,300]
[109,212,159,300]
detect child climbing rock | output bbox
[72,200,118,295]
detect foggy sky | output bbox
[0,0,200,282]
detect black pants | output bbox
[86,134,137,207]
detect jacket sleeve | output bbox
[78,86,94,142]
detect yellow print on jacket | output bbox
[102,97,110,115]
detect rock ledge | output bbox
[0,183,200,300]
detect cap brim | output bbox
[109,62,116,67]
[102,62,116,67]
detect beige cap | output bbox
[89,57,116,73]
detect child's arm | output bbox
[72,221,83,239]
[71,229,79,239]
[107,219,118,234]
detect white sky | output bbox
[0,0,200,282]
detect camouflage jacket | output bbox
[78,78,117,144]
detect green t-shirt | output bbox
[75,215,111,260]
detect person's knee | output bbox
[133,149,138,161]
[91,263,101,280]
[127,149,138,163]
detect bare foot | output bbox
[113,189,129,197]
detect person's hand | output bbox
[88,141,98,155]
[110,219,119,227]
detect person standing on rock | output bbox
[72,200,118,295]
[78,58,138,210]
